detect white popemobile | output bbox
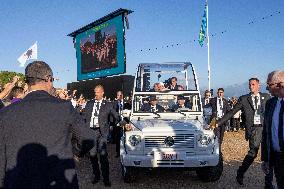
[120,63,222,183]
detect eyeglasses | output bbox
[266,82,283,88]
[25,75,54,82]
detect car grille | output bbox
[144,134,195,148]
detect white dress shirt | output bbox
[251,93,261,124]
[217,98,224,118]
[90,99,103,128]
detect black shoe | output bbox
[236,171,244,185]
[265,183,275,189]
[91,177,100,184]
[103,180,111,187]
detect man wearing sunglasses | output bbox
[0,61,95,189]
[216,78,272,188]
[262,70,284,189]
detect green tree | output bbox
[0,71,25,87]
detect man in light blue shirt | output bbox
[262,70,284,189]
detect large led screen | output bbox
[75,15,125,80]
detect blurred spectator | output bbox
[168,77,181,90]
[230,96,241,132]
[56,89,68,100]
[0,76,20,109]
[9,86,24,104]
[150,83,159,92]
[141,95,165,112]
[171,95,192,112]
[157,82,167,92]
[202,90,211,107]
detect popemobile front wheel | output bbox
[196,153,223,182]
[121,162,136,183]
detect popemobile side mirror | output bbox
[121,109,131,119]
[203,106,212,116]
[203,106,212,125]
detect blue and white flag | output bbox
[198,3,207,47]
[17,42,38,67]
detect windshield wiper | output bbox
[177,110,187,117]
[153,112,161,118]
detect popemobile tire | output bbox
[121,162,136,183]
[196,153,223,182]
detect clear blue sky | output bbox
[0,0,283,90]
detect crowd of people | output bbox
[0,60,283,189]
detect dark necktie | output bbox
[279,100,284,151]
[254,96,258,110]
[94,101,100,116]
[118,101,122,113]
[218,98,222,109]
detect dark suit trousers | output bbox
[113,126,123,154]
[214,123,226,145]
[89,129,109,181]
[272,152,284,189]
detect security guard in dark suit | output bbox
[111,91,131,157]
[83,85,120,187]
[217,78,272,188]
[207,88,231,145]
[0,61,95,189]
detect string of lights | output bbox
[131,10,281,53]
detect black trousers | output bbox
[89,130,109,181]
[113,126,123,154]
[272,152,284,189]
[214,123,226,145]
[230,118,240,131]
[238,127,273,185]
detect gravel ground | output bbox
[76,131,275,189]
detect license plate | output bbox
[155,152,178,160]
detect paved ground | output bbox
[75,131,276,189]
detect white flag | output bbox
[17,42,38,67]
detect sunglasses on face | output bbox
[25,75,54,82]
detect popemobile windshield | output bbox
[120,62,223,183]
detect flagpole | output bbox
[206,0,210,91]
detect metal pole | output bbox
[206,0,210,91]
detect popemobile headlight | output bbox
[128,135,142,146]
[198,134,212,146]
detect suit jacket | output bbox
[141,103,165,112]
[202,97,211,107]
[169,84,181,91]
[0,100,4,110]
[0,90,95,189]
[218,93,270,140]
[113,100,132,112]
[207,97,231,122]
[261,97,278,163]
[83,99,120,138]
[109,100,131,126]
[171,102,192,112]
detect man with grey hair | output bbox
[262,70,284,189]
[0,61,95,189]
